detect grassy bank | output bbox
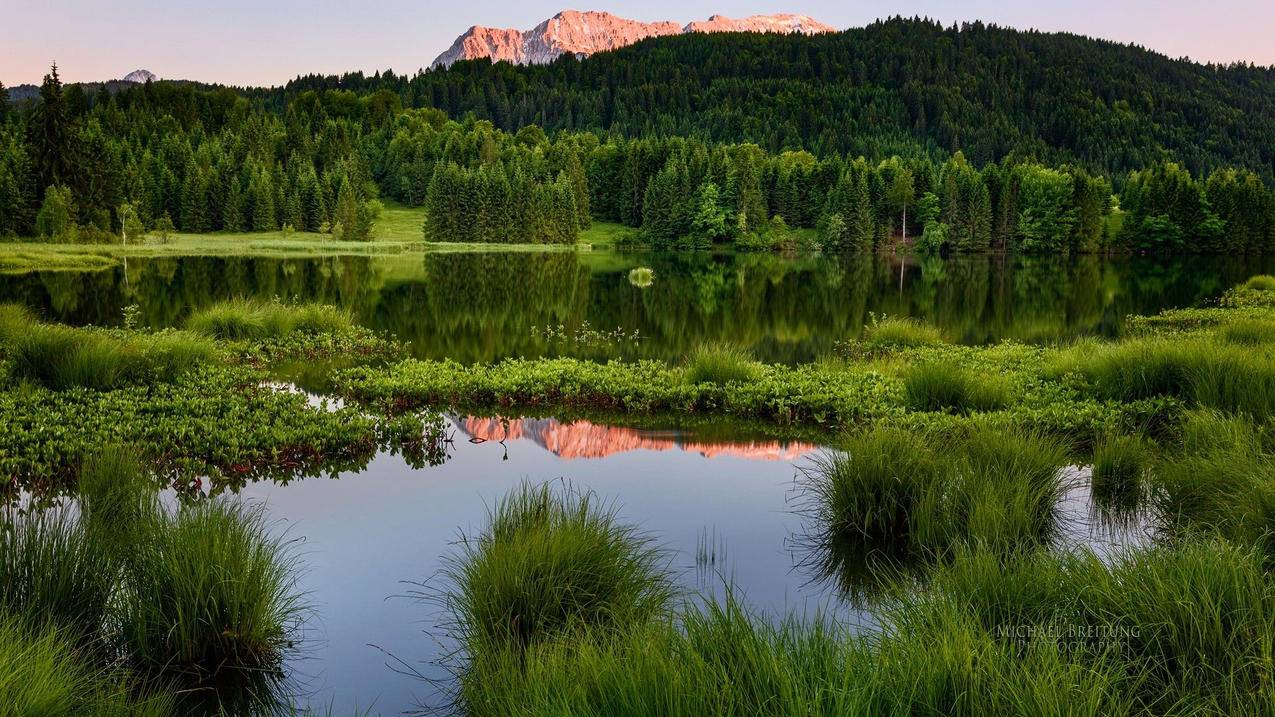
[1,450,307,714]
[0,204,629,273]
[337,277,1275,444]
[444,482,1275,716]
[0,302,444,490]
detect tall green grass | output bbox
[1090,434,1153,513]
[798,427,1067,587]
[1056,337,1275,416]
[0,507,113,640]
[450,482,1274,716]
[1218,318,1275,346]
[447,483,675,651]
[0,616,173,717]
[5,324,215,390]
[901,362,1013,413]
[1155,442,1275,555]
[862,316,945,349]
[186,299,353,340]
[1241,275,1275,292]
[903,541,1275,713]
[118,499,305,706]
[684,344,763,386]
[0,303,35,345]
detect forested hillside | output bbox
[1,17,1273,255]
[275,17,1275,182]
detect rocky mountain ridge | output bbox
[431,10,835,68]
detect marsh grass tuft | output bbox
[1154,437,1275,554]
[5,323,216,390]
[1058,337,1275,416]
[863,316,944,349]
[902,541,1275,714]
[684,343,763,386]
[0,303,36,345]
[901,361,1013,413]
[0,615,173,716]
[1241,275,1275,292]
[1090,434,1153,511]
[187,299,354,340]
[797,426,1067,592]
[445,482,675,664]
[1218,318,1275,346]
[0,506,114,641]
[118,499,306,709]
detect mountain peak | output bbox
[122,69,157,83]
[431,10,836,68]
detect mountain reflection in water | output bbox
[459,416,819,461]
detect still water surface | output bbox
[234,413,1146,713]
[4,250,1271,363]
[0,249,1218,712]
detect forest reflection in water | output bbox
[3,249,1270,364]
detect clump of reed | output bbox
[862,316,944,349]
[1241,275,1275,292]
[797,426,1068,587]
[1054,337,1275,417]
[451,481,1275,716]
[117,499,306,703]
[900,540,1275,714]
[684,343,763,386]
[0,616,173,717]
[1090,434,1154,512]
[5,323,216,391]
[0,302,36,345]
[0,506,114,641]
[446,483,674,654]
[901,361,1013,413]
[1153,412,1275,554]
[1,447,305,713]
[459,595,870,717]
[1218,318,1275,346]
[186,299,353,340]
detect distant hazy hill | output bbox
[8,69,159,102]
[431,10,834,67]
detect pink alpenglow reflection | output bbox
[460,416,817,461]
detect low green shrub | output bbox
[902,362,1012,413]
[684,344,763,386]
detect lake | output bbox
[0,249,1245,713]
[3,250,1271,363]
[234,412,1147,713]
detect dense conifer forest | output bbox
[1,17,1273,253]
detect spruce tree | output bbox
[29,65,76,192]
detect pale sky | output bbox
[3,0,1272,87]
